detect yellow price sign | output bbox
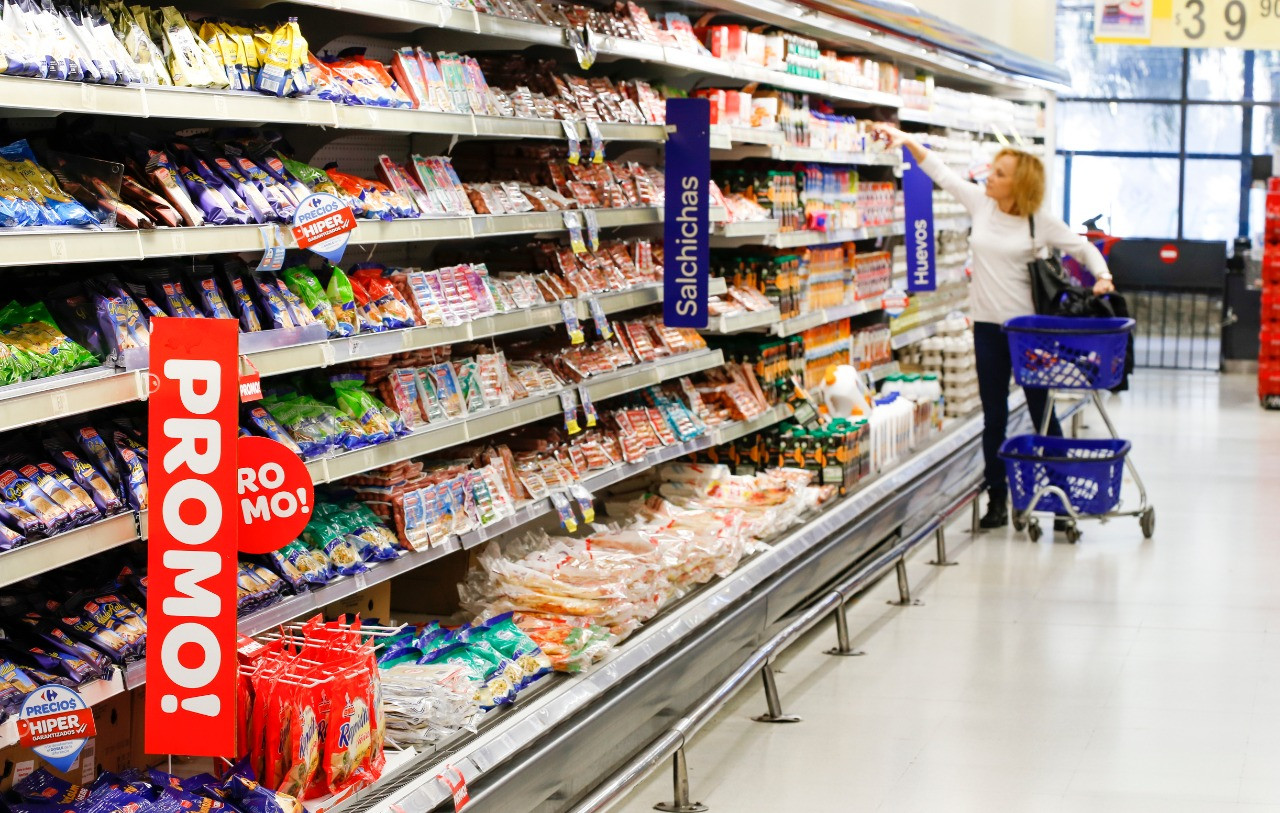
[1096,0,1280,47]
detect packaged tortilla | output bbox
[322,666,373,794]
[0,465,71,535]
[14,460,96,527]
[43,435,122,514]
[328,374,394,443]
[185,265,236,320]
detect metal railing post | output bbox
[886,558,922,606]
[928,525,957,566]
[825,599,865,657]
[653,747,707,813]
[971,493,981,535]
[752,664,800,723]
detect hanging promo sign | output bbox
[901,147,937,293]
[16,685,96,772]
[291,192,357,264]
[664,97,710,329]
[146,316,239,757]
[237,435,315,555]
[1095,0,1274,49]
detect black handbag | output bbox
[1027,215,1080,315]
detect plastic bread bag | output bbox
[23,0,75,80]
[156,6,219,88]
[272,276,316,328]
[264,399,332,459]
[249,270,298,330]
[0,0,45,78]
[136,142,205,226]
[322,265,360,337]
[172,142,253,225]
[328,374,395,444]
[349,265,415,329]
[12,458,96,527]
[0,140,100,227]
[99,2,166,85]
[43,434,122,514]
[216,258,264,332]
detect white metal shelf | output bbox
[0,274,711,434]
[0,511,141,589]
[0,205,661,269]
[0,400,793,741]
[704,298,883,336]
[711,138,901,167]
[303,349,724,485]
[899,107,1046,139]
[361,406,990,813]
[711,221,904,249]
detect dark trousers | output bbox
[973,321,1062,500]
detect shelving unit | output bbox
[0,0,1059,805]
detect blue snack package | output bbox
[72,425,121,487]
[250,271,296,330]
[43,435,124,515]
[187,266,236,320]
[172,143,253,226]
[218,761,301,813]
[16,460,98,527]
[13,769,91,804]
[199,147,278,224]
[0,466,71,535]
[244,406,304,455]
[32,460,100,525]
[0,517,24,549]
[0,139,99,227]
[20,616,111,677]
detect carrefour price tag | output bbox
[559,389,581,434]
[587,297,612,339]
[585,120,605,163]
[569,482,596,523]
[559,300,585,345]
[578,385,598,427]
[550,491,578,532]
[582,209,600,251]
[563,210,588,254]
[561,119,582,165]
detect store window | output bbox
[1055,3,1271,243]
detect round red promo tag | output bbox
[882,287,910,318]
[237,436,315,554]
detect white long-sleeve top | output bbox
[917,151,1110,325]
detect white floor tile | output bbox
[612,372,1280,813]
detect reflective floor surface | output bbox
[615,371,1280,812]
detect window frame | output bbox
[1056,33,1271,241]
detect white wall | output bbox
[911,0,1056,63]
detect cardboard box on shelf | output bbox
[323,580,392,623]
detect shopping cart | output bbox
[998,315,1155,543]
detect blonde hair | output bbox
[994,147,1045,217]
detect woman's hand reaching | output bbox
[870,123,910,148]
[1093,277,1116,295]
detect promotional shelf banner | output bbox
[902,147,937,293]
[664,98,711,329]
[145,317,240,757]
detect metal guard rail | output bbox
[567,484,982,813]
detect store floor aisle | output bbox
[615,371,1280,813]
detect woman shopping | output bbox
[872,123,1115,529]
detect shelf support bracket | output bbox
[825,595,865,657]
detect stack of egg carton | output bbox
[917,316,978,418]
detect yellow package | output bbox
[187,16,230,88]
[157,6,214,87]
[107,2,171,85]
[255,18,295,96]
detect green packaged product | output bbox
[325,266,360,337]
[282,265,341,336]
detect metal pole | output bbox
[653,747,708,813]
[929,525,957,566]
[971,494,980,535]
[752,664,800,723]
[825,601,865,656]
[887,558,922,606]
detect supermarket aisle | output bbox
[615,370,1280,813]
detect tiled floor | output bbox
[615,371,1280,812]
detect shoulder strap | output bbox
[1028,214,1037,252]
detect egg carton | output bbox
[945,396,981,417]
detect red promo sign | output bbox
[237,435,314,555]
[146,316,239,757]
[1160,244,1179,264]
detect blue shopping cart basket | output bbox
[1004,315,1134,390]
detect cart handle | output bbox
[1002,317,1135,336]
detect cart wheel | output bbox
[1028,519,1042,541]
[1140,507,1156,539]
[1066,524,1082,544]
[1013,515,1026,532]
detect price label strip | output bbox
[586,297,613,339]
[256,224,286,272]
[1094,0,1270,48]
[559,389,581,434]
[559,299,586,345]
[568,26,597,70]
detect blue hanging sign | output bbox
[17,685,96,772]
[901,147,937,293]
[664,98,710,328]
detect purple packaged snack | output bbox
[71,425,120,487]
[0,656,39,697]
[215,259,264,333]
[273,277,315,327]
[33,461,98,523]
[43,436,123,515]
[13,769,92,804]
[90,275,150,355]
[173,143,254,225]
[46,282,106,360]
[0,501,42,537]
[15,460,97,527]
[0,466,71,535]
[249,271,296,330]
[227,151,297,219]
[187,266,236,320]
[0,519,24,549]
[20,617,111,677]
[200,146,278,224]
[80,787,153,813]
